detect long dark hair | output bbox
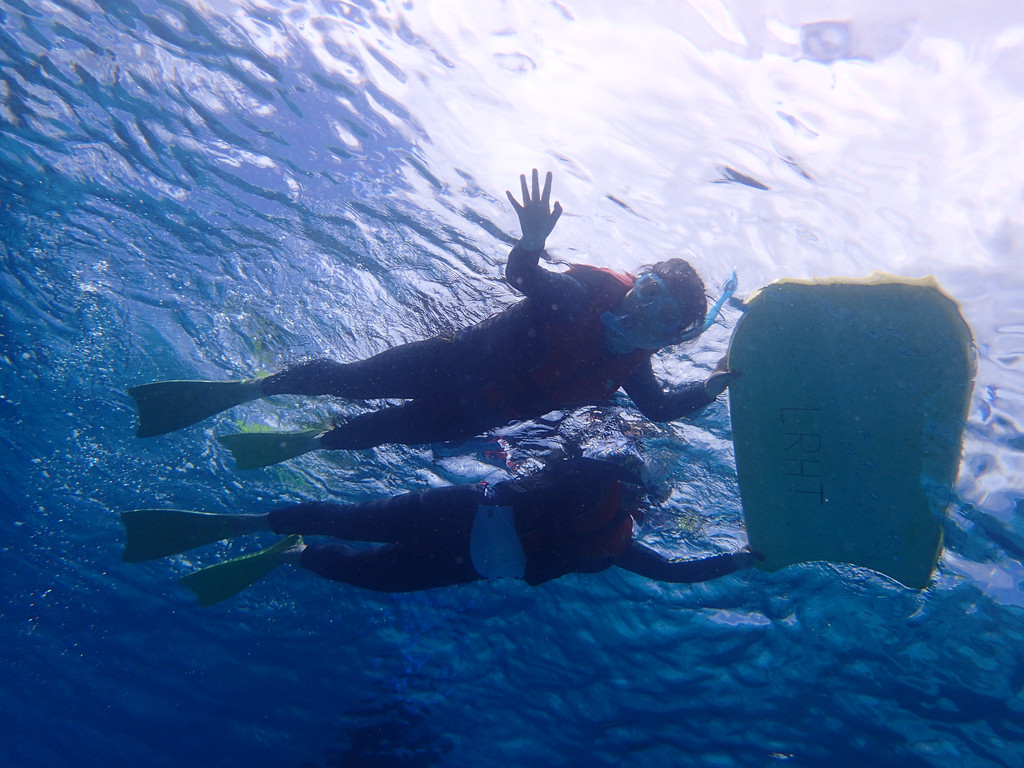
[648,258,707,338]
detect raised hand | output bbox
[506,168,563,251]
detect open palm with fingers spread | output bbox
[506,168,563,251]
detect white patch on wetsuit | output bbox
[470,504,526,580]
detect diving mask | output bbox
[601,269,738,353]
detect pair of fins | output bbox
[120,508,301,607]
[128,378,324,469]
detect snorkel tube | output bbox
[675,269,738,343]
[701,270,738,333]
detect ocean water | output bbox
[2,1,1023,766]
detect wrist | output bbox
[703,372,729,401]
[731,549,763,570]
[518,237,545,252]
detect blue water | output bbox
[3,1,1024,766]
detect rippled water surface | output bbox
[2,1,1024,767]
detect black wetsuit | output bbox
[267,458,743,593]
[260,245,715,450]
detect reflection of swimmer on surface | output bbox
[121,456,757,606]
[128,169,735,469]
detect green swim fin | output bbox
[128,378,264,437]
[120,509,265,562]
[180,535,302,607]
[218,428,324,470]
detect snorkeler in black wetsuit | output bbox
[128,170,733,468]
[120,456,756,604]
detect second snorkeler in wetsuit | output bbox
[121,456,757,605]
[129,170,732,468]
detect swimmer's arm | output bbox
[617,542,757,583]
[622,361,717,421]
[505,244,587,312]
